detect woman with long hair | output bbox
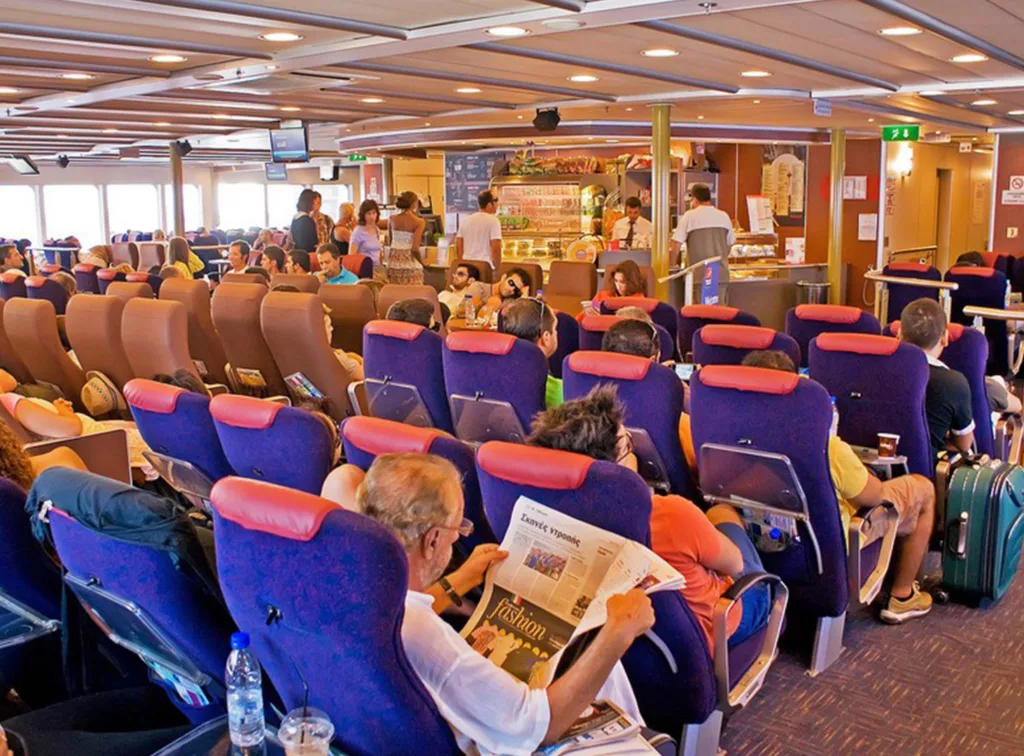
[332,202,357,252]
[579,259,648,320]
[386,191,425,285]
[165,236,203,279]
[289,188,319,253]
[311,191,334,247]
[78,244,112,269]
[350,199,384,280]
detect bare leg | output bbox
[320,464,365,511]
[706,503,744,528]
[891,478,935,597]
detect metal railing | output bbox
[658,258,710,306]
[963,305,1024,374]
[888,244,937,266]
[864,270,957,324]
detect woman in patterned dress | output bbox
[386,191,425,285]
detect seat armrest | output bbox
[847,502,898,609]
[995,412,1021,464]
[204,383,229,397]
[712,571,788,711]
[347,381,365,416]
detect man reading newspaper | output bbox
[356,453,659,756]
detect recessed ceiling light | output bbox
[211,114,231,119]
[260,32,303,42]
[740,70,771,77]
[972,99,997,106]
[608,139,619,143]
[360,97,384,103]
[57,134,69,138]
[266,64,278,71]
[542,19,584,31]
[61,73,94,80]
[516,114,523,119]
[424,122,431,126]
[569,75,599,83]
[1010,110,1024,115]
[65,99,75,104]
[697,115,704,120]
[625,107,633,112]
[879,26,921,36]
[102,128,118,133]
[868,118,875,122]
[280,106,301,111]
[642,48,679,58]
[752,99,761,104]
[587,136,594,140]
[149,54,186,63]
[455,87,482,94]
[0,87,19,94]
[918,90,945,96]
[951,53,987,63]
[486,26,528,37]
[153,121,171,126]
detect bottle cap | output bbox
[830,396,837,405]
[231,631,251,650]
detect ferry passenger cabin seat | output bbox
[210,283,288,397]
[37,264,65,278]
[25,276,69,316]
[601,263,656,298]
[0,299,32,384]
[0,272,28,301]
[110,242,139,270]
[125,272,162,297]
[159,279,230,385]
[65,295,136,392]
[450,258,494,284]
[4,298,87,410]
[944,265,1009,376]
[359,319,453,433]
[548,309,580,379]
[809,333,933,479]
[136,242,165,271]
[221,272,268,287]
[260,291,355,422]
[678,305,760,362]
[342,254,374,280]
[690,365,896,675]
[96,268,128,295]
[105,281,154,304]
[376,285,446,336]
[545,261,598,316]
[270,274,320,293]
[880,262,941,325]
[442,331,547,445]
[341,415,495,549]
[694,325,801,368]
[121,299,203,385]
[319,284,377,356]
[563,351,696,499]
[209,477,462,756]
[579,314,676,361]
[475,442,787,753]
[44,469,234,724]
[600,296,678,355]
[72,264,101,294]
[209,394,334,495]
[784,305,881,368]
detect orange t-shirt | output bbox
[677,413,698,478]
[650,494,740,654]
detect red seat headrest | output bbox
[699,324,776,350]
[946,323,965,342]
[698,365,799,395]
[681,304,739,320]
[97,269,120,280]
[0,272,23,284]
[604,297,658,313]
[979,251,999,268]
[212,477,338,541]
[210,394,285,429]
[579,314,620,333]
[815,333,900,356]
[40,264,61,274]
[343,416,445,455]
[364,319,425,341]
[24,276,47,288]
[887,262,931,273]
[445,331,516,355]
[794,304,863,324]
[125,273,152,283]
[948,266,995,278]
[567,351,652,380]
[73,264,96,273]
[123,378,188,414]
[477,442,593,490]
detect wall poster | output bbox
[761,145,806,227]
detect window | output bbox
[217,183,266,230]
[43,185,103,248]
[107,184,159,237]
[163,184,203,232]
[314,184,353,222]
[0,186,40,242]
[267,184,303,229]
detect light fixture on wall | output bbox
[893,142,914,178]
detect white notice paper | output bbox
[858,213,878,241]
[842,176,868,200]
[785,237,806,264]
[1002,190,1024,206]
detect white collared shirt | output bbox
[611,215,653,242]
[401,590,642,756]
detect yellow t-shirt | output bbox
[828,435,870,539]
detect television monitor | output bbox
[269,126,309,163]
[265,162,288,181]
[7,155,39,175]
[319,164,339,181]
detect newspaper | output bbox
[535,700,642,756]
[461,497,684,688]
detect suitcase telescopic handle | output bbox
[947,512,969,560]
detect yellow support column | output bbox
[652,103,672,302]
[827,128,846,304]
[169,142,186,237]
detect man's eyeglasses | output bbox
[438,518,475,538]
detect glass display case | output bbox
[493,177,581,235]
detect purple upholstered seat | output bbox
[937,323,996,457]
[678,304,760,361]
[600,297,678,355]
[43,245,76,270]
[562,351,696,498]
[38,264,65,278]
[442,331,547,444]
[341,253,374,280]
[784,304,880,367]
[209,394,333,495]
[881,262,941,325]
[210,477,461,756]
[945,266,1009,376]
[341,415,495,548]
[809,333,932,478]
[362,319,453,433]
[96,268,127,295]
[548,310,579,379]
[126,271,163,297]
[124,379,234,486]
[694,324,801,367]
[72,264,101,294]
[578,315,673,362]
[25,276,70,316]
[0,272,27,301]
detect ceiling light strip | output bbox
[637,19,901,91]
[318,85,516,110]
[843,98,987,132]
[0,56,172,78]
[467,41,738,93]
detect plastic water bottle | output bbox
[830,396,840,438]
[464,294,476,324]
[226,632,265,749]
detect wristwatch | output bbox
[438,577,463,607]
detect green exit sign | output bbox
[882,124,920,142]
[347,154,368,162]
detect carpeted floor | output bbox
[720,568,1024,755]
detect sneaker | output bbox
[880,582,933,624]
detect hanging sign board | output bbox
[746,195,775,234]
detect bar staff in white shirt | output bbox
[670,184,735,304]
[357,452,654,756]
[456,190,503,272]
[611,197,654,249]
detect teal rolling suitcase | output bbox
[942,458,1024,602]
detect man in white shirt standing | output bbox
[611,197,653,249]
[456,190,503,272]
[357,452,654,756]
[670,184,735,304]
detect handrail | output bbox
[658,257,708,284]
[962,306,1024,322]
[964,306,1024,374]
[889,245,937,256]
[28,246,81,252]
[864,271,957,290]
